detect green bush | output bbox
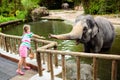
[15,10,27,19]
[82,0,120,14]
[0,10,27,23]
[0,15,17,23]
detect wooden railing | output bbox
[37,43,120,80]
[0,32,56,59]
[0,33,120,80]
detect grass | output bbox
[0,11,26,23]
[0,16,18,23]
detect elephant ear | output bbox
[91,25,98,38]
[86,15,95,28]
[86,15,98,38]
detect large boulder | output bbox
[31,7,49,21]
[65,60,100,80]
[66,63,92,80]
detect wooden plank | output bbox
[54,46,58,68]
[93,58,97,80]
[38,49,120,60]
[77,56,80,80]
[36,52,42,76]
[111,60,117,80]
[62,55,66,80]
[50,53,54,80]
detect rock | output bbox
[31,7,49,21]
[65,60,99,80]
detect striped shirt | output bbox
[20,32,34,49]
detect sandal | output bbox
[23,66,31,70]
[16,70,24,75]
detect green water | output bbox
[2,20,120,80]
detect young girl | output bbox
[16,24,45,75]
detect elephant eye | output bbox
[83,27,88,33]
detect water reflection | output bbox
[3,21,120,55]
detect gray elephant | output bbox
[50,15,115,53]
[61,3,69,9]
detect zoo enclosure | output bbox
[0,33,120,80]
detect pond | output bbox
[2,20,120,80]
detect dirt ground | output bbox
[42,10,120,25]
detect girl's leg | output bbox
[23,57,31,70]
[18,57,25,70]
[22,48,31,70]
[16,57,25,75]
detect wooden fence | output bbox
[0,32,55,55]
[0,32,120,80]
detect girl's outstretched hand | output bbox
[33,34,46,39]
[39,36,46,39]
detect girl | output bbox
[16,24,45,75]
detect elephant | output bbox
[61,3,69,10]
[49,15,115,53]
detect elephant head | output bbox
[50,15,98,44]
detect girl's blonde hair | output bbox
[23,24,30,33]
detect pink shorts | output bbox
[19,46,28,57]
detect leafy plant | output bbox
[0,15,17,23]
[81,0,120,14]
[21,0,41,10]
[15,10,27,19]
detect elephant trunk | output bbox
[49,33,72,40]
[50,22,84,40]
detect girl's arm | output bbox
[33,34,45,39]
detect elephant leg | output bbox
[92,46,101,53]
[91,34,104,53]
[92,39,103,53]
[84,43,91,53]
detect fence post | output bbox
[54,45,58,68]
[93,57,97,80]
[77,56,80,80]
[36,51,42,76]
[42,43,45,64]
[111,60,117,80]
[17,38,21,54]
[14,39,17,54]
[5,37,9,52]
[47,53,51,72]
[50,53,54,80]
[34,40,38,50]
[62,55,66,80]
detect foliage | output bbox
[81,0,120,14]
[0,16,17,23]
[21,0,42,20]
[0,0,120,22]
[21,0,41,10]
[15,10,27,19]
[0,0,43,23]
[67,0,74,2]
[73,0,81,6]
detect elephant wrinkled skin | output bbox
[50,15,115,53]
